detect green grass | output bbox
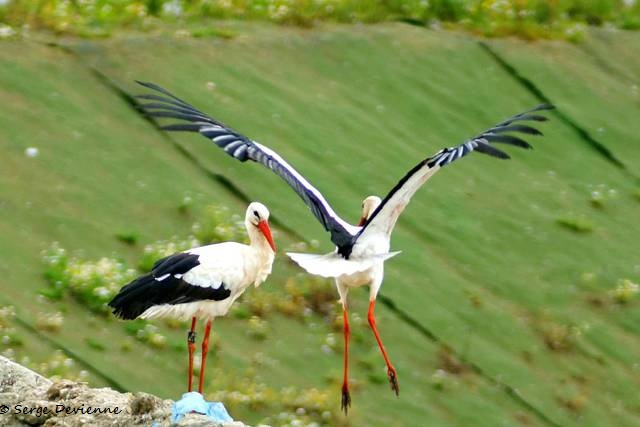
[1,22,640,426]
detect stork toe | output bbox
[341,386,351,414]
[387,367,399,396]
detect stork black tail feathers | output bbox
[108,273,157,320]
[109,254,232,321]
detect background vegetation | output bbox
[1,3,639,427]
[1,0,640,40]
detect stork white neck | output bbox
[358,195,382,226]
[244,202,276,286]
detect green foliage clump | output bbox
[32,350,89,382]
[588,183,618,208]
[138,204,246,272]
[35,310,65,333]
[41,242,137,314]
[247,315,268,340]
[192,204,247,245]
[0,0,150,38]
[0,23,18,39]
[610,278,639,304]
[4,345,88,383]
[230,273,335,322]
[124,321,168,349]
[0,306,23,349]
[177,193,193,214]
[209,353,338,425]
[85,337,107,351]
[279,275,336,319]
[555,215,594,233]
[430,368,451,391]
[0,308,84,382]
[138,235,200,272]
[540,321,588,352]
[115,231,139,245]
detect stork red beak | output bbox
[257,220,276,253]
[357,216,367,227]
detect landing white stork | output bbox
[109,202,276,395]
[134,81,553,412]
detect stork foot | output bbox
[341,385,351,414]
[387,367,399,396]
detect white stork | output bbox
[109,202,276,394]
[134,81,553,412]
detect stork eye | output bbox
[253,210,259,218]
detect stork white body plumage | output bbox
[134,81,553,412]
[109,202,276,394]
[289,221,396,298]
[140,241,274,320]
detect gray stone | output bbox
[0,356,251,427]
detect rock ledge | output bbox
[0,356,247,426]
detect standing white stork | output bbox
[134,81,553,412]
[109,202,276,396]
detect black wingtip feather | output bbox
[525,103,555,113]
[135,80,151,88]
[493,124,543,136]
[537,103,555,110]
[135,80,171,95]
[485,134,533,149]
[135,83,229,128]
[160,123,207,132]
[145,110,206,122]
[517,114,549,122]
[475,142,511,159]
[134,81,195,108]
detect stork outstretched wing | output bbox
[135,81,359,251]
[356,104,554,241]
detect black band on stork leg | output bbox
[187,317,197,392]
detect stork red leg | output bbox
[187,317,197,392]
[198,320,212,394]
[367,300,399,396]
[341,305,351,414]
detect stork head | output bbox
[246,202,276,253]
[358,196,381,226]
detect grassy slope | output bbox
[488,29,640,178]
[1,23,639,426]
[0,34,518,426]
[0,40,246,388]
